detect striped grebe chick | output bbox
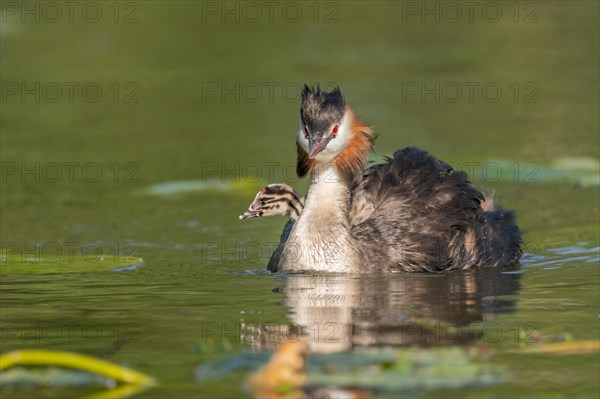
[270,85,521,273]
[239,184,304,221]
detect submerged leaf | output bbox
[0,350,155,398]
[0,252,144,275]
[306,346,506,392]
[143,179,262,196]
[0,366,96,390]
[0,350,155,387]
[517,341,600,355]
[216,342,508,397]
[485,157,600,187]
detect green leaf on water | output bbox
[0,252,144,275]
[306,347,507,392]
[197,346,507,394]
[484,157,599,187]
[372,154,599,187]
[143,179,263,197]
[0,350,155,398]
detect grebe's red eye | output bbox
[332,125,339,134]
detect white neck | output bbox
[280,164,357,272]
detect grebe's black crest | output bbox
[300,85,346,134]
[297,84,376,181]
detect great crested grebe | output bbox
[239,184,304,221]
[260,85,522,273]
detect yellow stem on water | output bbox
[518,341,600,354]
[0,350,156,387]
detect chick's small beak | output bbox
[239,210,258,220]
[308,136,330,159]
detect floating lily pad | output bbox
[307,347,506,392]
[143,179,262,196]
[0,366,97,390]
[488,157,600,187]
[372,153,599,187]
[195,351,270,383]
[198,344,507,395]
[517,341,600,355]
[0,350,155,398]
[0,252,144,275]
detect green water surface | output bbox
[1,1,599,398]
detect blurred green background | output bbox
[1,1,598,398]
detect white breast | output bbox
[279,165,355,272]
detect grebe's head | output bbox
[296,85,376,180]
[239,184,303,221]
[297,85,349,162]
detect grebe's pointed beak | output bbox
[308,137,330,159]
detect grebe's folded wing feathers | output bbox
[348,162,385,225]
[349,147,487,272]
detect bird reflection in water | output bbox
[244,267,521,353]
